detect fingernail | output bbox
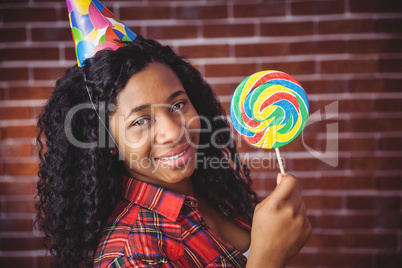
[277,173,282,184]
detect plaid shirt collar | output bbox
[122,176,198,222]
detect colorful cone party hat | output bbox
[66,0,137,67]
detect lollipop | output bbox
[230,70,309,174]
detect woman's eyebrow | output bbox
[127,90,186,117]
[167,90,186,102]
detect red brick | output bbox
[292,0,344,15]
[377,176,402,190]
[350,0,402,13]
[292,157,347,171]
[1,47,59,61]
[304,195,342,209]
[301,79,347,93]
[204,23,254,38]
[0,218,33,232]
[0,181,35,195]
[5,199,36,213]
[376,18,402,33]
[33,67,68,81]
[0,237,44,251]
[380,136,402,151]
[210,83,238,96]
[346,196,400,210]
[261,61,315,75]
[349,78,402,92]
[340,99,373,113]
[287,252,316,267]
[0,143,32,157]
[347,118,402,132]
[8,162,39,176]
[31,27,72,42]
[120,6,171,20]
[0,28,26,42]
[147,25,198,39]
[351,156,402,171]
[306,233,342,248]
[31,106,44,119]
[0,257,33,268]
[378,210,402,228]
[348,39,402,54]
[0,162,4,175]
[4,125,37,138]
[204,63,257,78]
[0,107,30,120]
[311,99,373,114]
[38,256,52,268]
[319,175,376,190]
[378,58,402,72]
[260,22,314,36]
[178,44,229,58]
[3,8,57,22]
[176,5,227,19]
[343,233,397,248]
[0,68,28,81]
[307,215,319,229]
[320,59,376,74]
[234,2,286,18]
[290,40,346,55]
[317,252,374,267]
[318,19,374,34]
[235,43,288,57]
[8,86,53,100]
[377,253,402,267]
[320,214,376,228]
[335,137,376,152]
[299,177,318,190]
[65,46,77,61]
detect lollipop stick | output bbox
[275,148,285,175]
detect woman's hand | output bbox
[247,173,312,268]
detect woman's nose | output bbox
[154,113,185,146]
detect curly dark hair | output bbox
[36,36,258,267]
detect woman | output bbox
[37,36,311,267]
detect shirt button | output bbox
[188,200,195,206]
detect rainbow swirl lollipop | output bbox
[230,70,309,150]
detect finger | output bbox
[270,173,297,202]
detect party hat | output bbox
[66,0,137,67]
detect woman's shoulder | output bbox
[94,199,183,267]
[93,200,140,267]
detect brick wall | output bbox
[1,0,401,267]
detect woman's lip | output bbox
[153,144,192,168]
[154,143,190,159]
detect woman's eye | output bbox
[172,101,185,111]
[133,118,149,126]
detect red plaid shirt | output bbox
[94,177,250,267]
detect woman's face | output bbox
[109,62,201,192]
